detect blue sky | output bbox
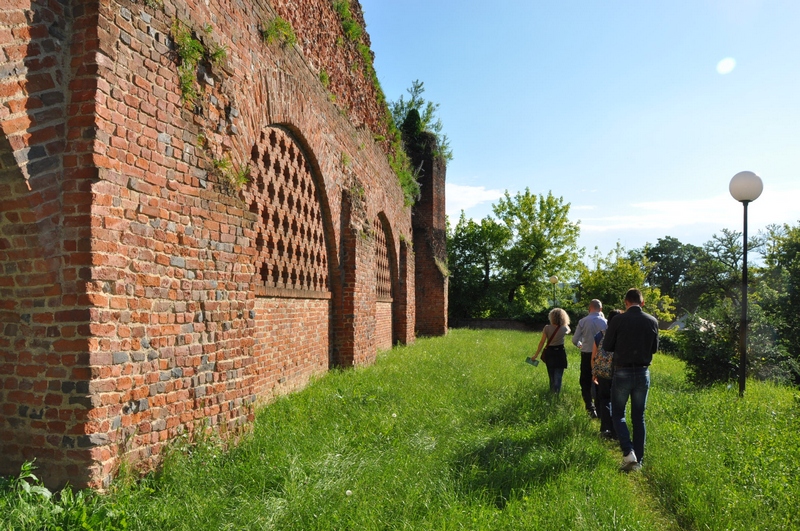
[359,0,800,256]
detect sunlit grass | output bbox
[646,355,800,530]
[3,329,799,530]
[106,329,670,529]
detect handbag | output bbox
[592,331,614,380]
[540,325,561,363]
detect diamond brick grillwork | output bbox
[374,218,392,300]
[246,127,329,293]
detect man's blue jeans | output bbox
[611,367,650,462]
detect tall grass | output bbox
[645,354,800,530]
[2,329,799,529]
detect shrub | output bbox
[679,303,794,387]
[680,309,738,386]
[658,328,684,356]
[746,303,797,385]
[261,17,296,47]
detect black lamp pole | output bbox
[738,200,749,397]
[729,170,763,397]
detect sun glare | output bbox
[716,57,736,75]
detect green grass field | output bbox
[3,328,800,530]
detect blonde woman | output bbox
[531,308,571,393]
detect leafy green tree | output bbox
[680,296,792,386]
[680,228,764,313]
[684,228,744,310]
[759,222,800,383]
[672,227,795,386]
[642,236,703,307]
[492,189,581,314]
[390,80,453,162]
[576,245,675,323]
[447,213,510,319]
[446,189,581,319]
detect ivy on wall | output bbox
[329,0,420,205]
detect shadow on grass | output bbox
[453,382,601,509]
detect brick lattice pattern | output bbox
[246,127,329,296]
[374,217,391,301]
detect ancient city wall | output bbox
[0,0,442,489]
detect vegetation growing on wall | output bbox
[261,16,297,47]
[389,143,419,206]
[319,69,330,88]
[333,0,363,42]
[211,155,250,190]
[169,19,246,196]
[170,20,227,103]
[391,80,453,163]
[329,1,421,206]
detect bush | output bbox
[680,309,738,387]
[658,328,684,356]
[679,303,796,387]
[746,303,797,385]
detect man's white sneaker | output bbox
[620,450,639,471]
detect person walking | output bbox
[592,309,622,440]
[572,299,607,417]
[530,308,571,394]
[603,288,659,472]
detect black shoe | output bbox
[599,430,614,441]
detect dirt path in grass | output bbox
[628,469,685,531]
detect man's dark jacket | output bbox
[602,305,659,367]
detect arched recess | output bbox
[374,213,399,349]
[242,125,339,388]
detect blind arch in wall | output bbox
[374,217,392,302]
[374,214,396,351]
[245,126,329,296]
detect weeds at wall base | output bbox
[0,461,129,531]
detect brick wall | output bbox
[0,0,435,489]
[0,0,98,487]
[411,132,448,336]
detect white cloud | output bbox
[446,183,505,217]
[575,188,800,256]
[578,188,800,235]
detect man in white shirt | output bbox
[572,299,607,417]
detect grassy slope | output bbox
[4,329,799,530]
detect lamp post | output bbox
[729,171,763,397]
[549,275,558,308]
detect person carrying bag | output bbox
[528,308,571,393]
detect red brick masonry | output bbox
[0,0,444,488]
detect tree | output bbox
[576,245,675,323]
[759,222,800,383]
[447,213,510,319]
[672,227,794,386]
[681,228,763,312]
[492,189,581,315]
[390,80,453,163]
[642,236,703,307]
[446,189,581,319]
